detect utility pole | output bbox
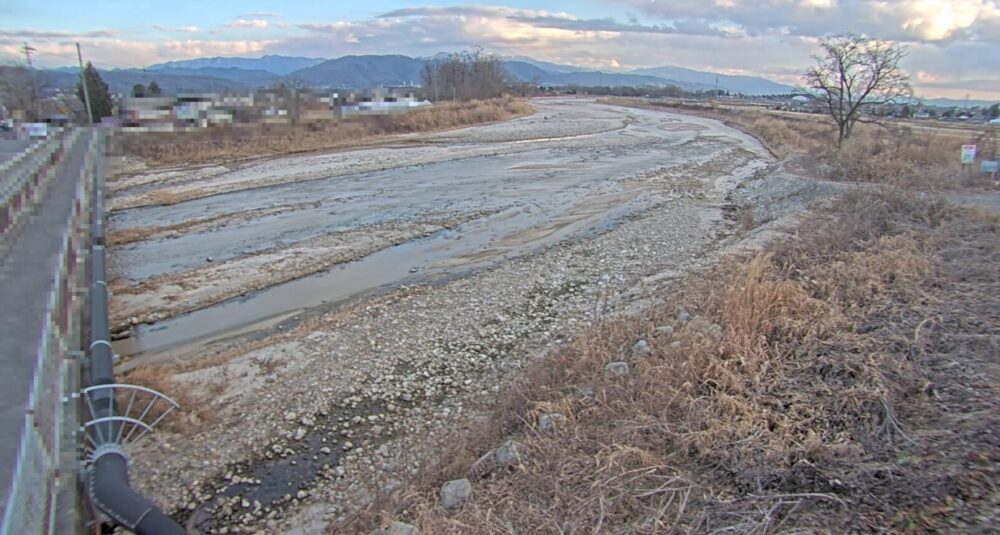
[77,42,94,126]
[22,42,39,120]
[21,42,36,69]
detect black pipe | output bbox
[84,129,188,535]
[88,247,113,386]
[87,453,186,535]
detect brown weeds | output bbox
[351,188,1000,533]
[120,363,214,433]
[118,98,534,166]
[603,97,996,191]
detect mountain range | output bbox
[36,53,805,96]
[148,55,325,75]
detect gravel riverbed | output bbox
[109,98,835,534]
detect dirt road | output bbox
[109,98,823,533]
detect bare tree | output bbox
[422,49,511,102]
[420,61,438,101]
[0,65,41,121]
[804,34,911,147]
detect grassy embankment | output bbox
[351,102,1000,533]
[118,97,534,167]
[601,97,999,191]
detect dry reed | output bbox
[119,98,534,166]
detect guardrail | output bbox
[0,130,93,534]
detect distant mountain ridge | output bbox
[289,55,425,87]
[504,61,716,91]
[148,55,324,75]
[920,97,998,108]
[630,66,795,96]
[39,53,800,95]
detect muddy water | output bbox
[111,100,762,365]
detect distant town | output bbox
[1,53,998,135]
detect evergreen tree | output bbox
[989,103,999,120]
[75,61,113,120]
[147,80,162,96]
[132,83,146,98]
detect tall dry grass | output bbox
[347,189,1000,533]
[603,97,998,190]
[118,97,534,167]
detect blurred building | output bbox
[117,87,431,130]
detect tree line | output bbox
[131,80,162,98]
[420,49,514,102]
[0,61,159,123]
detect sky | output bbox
[1,0,998,100]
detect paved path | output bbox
[0,130,92,522]
[0,139,35,165]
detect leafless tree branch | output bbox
[803,34,911,148]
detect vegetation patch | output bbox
[602,97,998,191]
[348,187,998,533]
[118,97,534,167]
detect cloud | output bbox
[152,25,200,33]
[226,19,269,29]
[917,78,999,91]
[1,2,996,99]
[282,2,1000,99]
[240,11,282,19]
[614,0,1000,44]
[378,5,729,36]
[0,38,278,68]
[0,28,118,39]
[506,15,728,36]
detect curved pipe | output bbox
[85,130,188,534]
[87,452,187,535]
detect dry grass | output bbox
[118,98,534,166]
[121,363,216,434]
[602,97,999,191]
[350,188,999,533]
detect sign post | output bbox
[961,144,977,165]
[961,144,977,180]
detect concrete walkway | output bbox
[0,130,92,522]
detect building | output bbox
[337,87,431,118]
[116,87,432,130]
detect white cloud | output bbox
[152,24,200,33]
[0,38,278,68]
[615,0,1000,43]
[378,5,729,36]
[0,28,118,39]
[226,19,269,29]
[240,11,282,19]
[1,2,996,99]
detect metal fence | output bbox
[0,130,96,534]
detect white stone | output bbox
[604,361,629,377]
[440,478,472,509]
[537,413,566,432]
[388,521,418,535]
[629,339,651,357]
